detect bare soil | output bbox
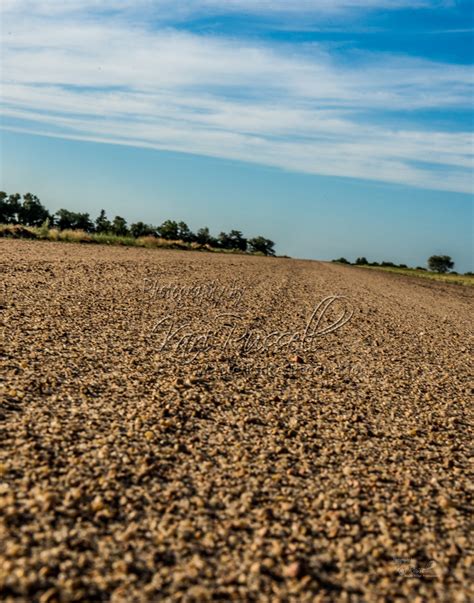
[1,240,473,602]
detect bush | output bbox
[59,229,93,243]
[0,224,37,239]
[38,218,51,239]
[94,232,136,246]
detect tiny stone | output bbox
[283,562,301,579]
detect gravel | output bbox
[1,240,473,602]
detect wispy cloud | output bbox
[1,0,448,18]
[1,2,472,193]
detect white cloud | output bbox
[0,2,472,193]
[0,0,444,18]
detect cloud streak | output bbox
[1,0,448,18]
[1,2,472,193]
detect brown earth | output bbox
[1,239,473,602]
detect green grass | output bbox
[351,264,474,287]
[0,223,278,256]
[0,223,204,249]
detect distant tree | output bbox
[55,209,94,231]
[370,261,380,266]
[195,227,218,247]
[248,236,275,256]
[75,212,94,232]
[464,271,473,276]
[19,193,51,226]
[399,264,408,269]
[130,221,156,238]
[177,221,195,243]
[218,230,247,251]
[55,209,77,230]
[428,255,454,274]
[0,193,21,223]
[0,191,9,223]
[228,230,247,251]
[196,227,211,245]
[355,257,369,265]
[381,261,396,267]
[217,232,232,249]
[111,216,129,236]
[332,257,350,264]
[416,266,427,271]
[158,220,179,240]
[95,209,112,233]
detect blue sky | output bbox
[1,0,473,270]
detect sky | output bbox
[0,0,473,271]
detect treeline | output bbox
[0,192,275,256]
[332,255,471,276]
[332,256,417,269]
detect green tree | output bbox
[218,230,247,250]
[130,221,156,238]
[75,213,94,232]
[0,193,21,223]
[158,220,179,240]
[111,216,129,236]
[0,192,9,223]
[55,209,93,231]
[355,257,368,265]
[228,230,247,251]
[177,221,195,242]
[332,257,350,264]
[95,209,111,233]
[248,236,275,256]
[428,255,454,273]
[196,227,211,244]
[217,232,232,249]
[19,193,51,226]
[55,209,77,230]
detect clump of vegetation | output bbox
[0,224,38,239]
[0,191,277,256]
